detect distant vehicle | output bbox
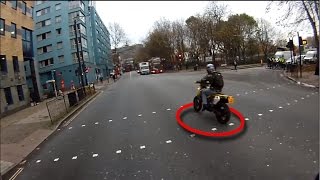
[304,50,317,64]
[139,62,150,75]
[274,51,294,64]
[151,68,160,74]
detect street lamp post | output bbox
[73,18,86,96]
[51,70,57,97]
[79,32,88,85]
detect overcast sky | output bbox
[96,1,314,47]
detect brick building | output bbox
[0,0,35,116]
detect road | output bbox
[5,67,319,180]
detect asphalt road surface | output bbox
[6,67,319,180]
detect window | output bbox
[81,37,87,48]
[37,31,50,41]
[58,55,64,63]
[21,1,26,14]
[70,37,80,49]
[56,28,61,35]
[55,16,61,23]
[79,24,86,35]
[11,22,16,38]
[69,1,83,10]
[36,19,51,28]
[80,2,84,11]
[36,7,50,17]
[83,51,88,61]
[39,57,53,68]
[11,0,17,9]
[17,85,24,101]
[55,3,61,10]
[24,65,26,71]
[0,55,8,74]
[0,18,4,35]
[37,45,52,55]
[57,41,62,49]
[36,0,47,5]
[68,11,85,23]
[13,56,19,72]
[30,7,33,18]
[72,52,78,63]
[4,87,13,105]
[21,27,33,58]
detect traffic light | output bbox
[286,40,294,49]
[303,40,307,45]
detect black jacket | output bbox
[200,72,224,91]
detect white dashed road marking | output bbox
[253,91,256,93]
[269,110,274,112]
[95,122,99,125]
[54,158,59,162]
[152,112,156,114]
[81,125,86,127]
[166,140,172,144]
[140,145,146,149]
[229,123,235,126]
[138,114,142,117]
[92,154,98,158]
[267,88,270,90]
[36,160,41,163]
[301,97,304,100]
[287,103,290,106]
[72,156,77,160]
[123,117,127,120]
[258,114,263,116]
[68,127,72,130]
[212,128,217,131]
[190,134,196,137]
[236,94,240,96]
[294,100,298,102]
[273,86,275,88]
[278,106,283,109]
[116,150,122,154]
[245,118,249,121]
[166,108,171,111]
[245,92,248,95]
[109,119,112,122]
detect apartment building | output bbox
[33,0,112,94]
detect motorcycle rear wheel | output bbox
[215,103,231,124]
[193,96,202,112]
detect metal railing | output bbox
[46,84,96,124]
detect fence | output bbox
[46,84,96,124]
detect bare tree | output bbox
[204,1,228,67]
[266,1,319,75]
[109,22,127,52]
[256,18,278,60]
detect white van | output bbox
[304,50,317,63]
[274,51,294,64]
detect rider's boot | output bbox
[202,104,208,111]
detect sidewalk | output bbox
[0,79,114,176]
[166,63,262,73]
[283,71,319,88]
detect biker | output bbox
[200,64,224,111]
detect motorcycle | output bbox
[193,80,234,124]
